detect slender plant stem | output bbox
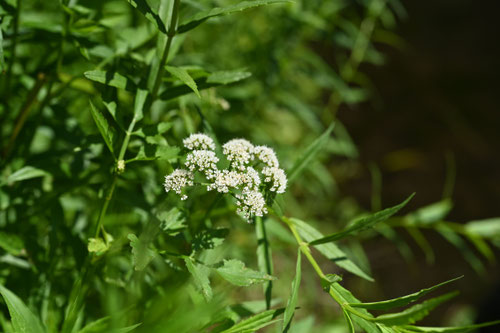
[150,0,180,101]
[255,216,273,309]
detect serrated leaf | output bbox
[160,70,251,100]
[287,123,334,184]
[221,308,285,333]
[310,193,415,245]
[128,234,156,271]
[166,66,200,98]
[192,228,229,251]
[184,256,213,301]
[158,207,186,235]
[84,70,136,91]
[373,291,459,326]
[0,232,24,256]
[402,320,500,333]
[177,0,290,34]
[5,166,48,184]
[282,250,301,332]
[349,276,462,310]
[89,100,118,156]
[216,259,276,287]
[125,0,167,34]
[290,218,373,281]
[0,284,46,333]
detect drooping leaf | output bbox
[89,100,118,156]
[4,166,48,184]
[177,0,291,34]
[184,256,213,302]
[216,259,276,287]
[221,308,285,333]
[373,291,459,326]
[128,234,156,271]
[310,193,414,245]
[349,276,462,310]
[84,70,136,91]
[0,284,46,333]
[290,218,373,281]
[282,249,301,332]
[125,0,167,34]
[402,320,500,333]
[192,228,229,251]
[160,70,251,100]
[287,123,334,184]
[342,309,355,333]
[166,66,200,98]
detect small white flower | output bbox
[239,166,261,192]
[262,167,287,193]
[222,139,254,170]
[185,150,219,179]
[254,146,279,168]
[183,133,216,151]
[208,170,242,193]
[164,169,194,199]
[117,159,125,173]
[236,190,268,222]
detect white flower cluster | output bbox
[164,133,287,222]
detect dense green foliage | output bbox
[0,0,499,332]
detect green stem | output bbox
[255,216,273,309]
[150,0,180,101]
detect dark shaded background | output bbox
[337,0,500,329]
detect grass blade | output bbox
[349,276,463,310]
[310,193,415,245]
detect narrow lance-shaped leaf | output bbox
[177,0,291,34]
[89,100,118,156]
[184,256,213,302]
[465,218,500,239]
[221,308,285,333]
[310,193,415,245]
[84,70,136,91]
[4,166,48,184]
[166,66,200,98]
[349,276,463,310]
[216,259,276,287]
[290,218,374,281]
[134,89,148,121]
[0,284,47,333]
[125,0,167,34]
[372,291,459,326]
[342,309,355,333]
[287,123,334,184]
[402,320,500,333]
[282,249,301,332]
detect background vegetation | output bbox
[0,0,499,332]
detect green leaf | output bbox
[464,218,500,239]
[177,0,291,34]
[402,320,500,333]
[5,166,48,184]
[0,232,24,256]
[128,234,156,271]
[192,228,229,251]
[125,0,167,34]
[310,193,415,245]
[342,309,355,333]
[287,123,334,184]
[406,199,452,225]
[166,66,200,98]
[84,70,136,91]
[77,316,141,333]
[282,249,301,332]
[0,284,46,333]
[160,70,251,100]
[221,308,285,333]
[89,100,118,156]
[373,291,459,326]
[349,276,462,310]
[127,145,180,163]
[290,218,374,281]
[0,26,4,72]
[133,89,148,121]
[184,256,212,301]
[216,259,276,287]
[158,207,186,236]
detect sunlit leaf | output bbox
[166,66,200,98]
[216,259,276,287]
[221,308,285,333]
[184,256,213,301]
[4,166,48,184]
[125,0,167,34]
[0,284,46,333]
[84,70,136,91]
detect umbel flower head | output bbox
[164,133,287,222]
